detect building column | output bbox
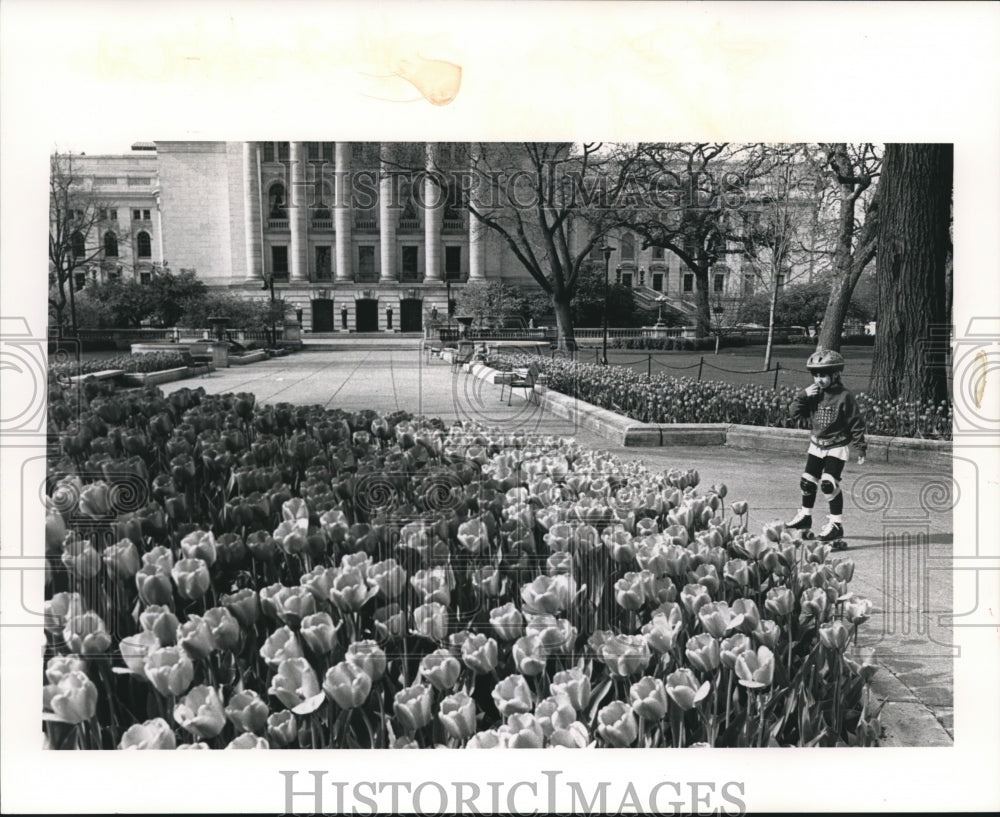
[468,142,486,281]
[289,141,309,282]
[334,142,353,283]
[242,142,263,283]
[424,142,442,282]
[379,142,397,283]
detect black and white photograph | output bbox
[2,2,998,814]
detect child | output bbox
[785,349,867,542]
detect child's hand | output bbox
[805,383,822,397]
[857,455,866,466]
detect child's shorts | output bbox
[808,442,849,462]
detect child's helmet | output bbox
[806,349,845,373]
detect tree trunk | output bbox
[552,293,576,352]
[764,280,779,370]
[869,144,952,403]
[817,275,855,352]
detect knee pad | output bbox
[800,475,818,496]
[820,474,840,498]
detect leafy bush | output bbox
[177,292,288,332]
[49,352,191,379]
[495,354,952,440]
[42,382,881,749]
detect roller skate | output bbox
[816,518,848,551]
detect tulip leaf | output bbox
[42,712,76,724]
[292,692,326,716]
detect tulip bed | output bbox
[494,353,952,441]
[50,352,193,381]
[43,375,881,750]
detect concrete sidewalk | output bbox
[159,348,954,745]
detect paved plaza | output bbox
[159,347,955,745]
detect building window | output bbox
[133,209,142,221]
[110,209,117,221]
[143,209,151,220]
[652,272,664,292]
[263,142,274,162]
[307,142,320,160]
[358,246,375,278]
[401,246,418,279]
[742,273,754,296]
[315,246,332,279]
[271,246,289,279]
[621,233,635,261]
[107,267,121,282]
[277,142,289,161]
[268,184,287,218]
[651,246,664,260]
[71,231,86,259]
[74,272,86,290]
[445,246,462,279]
[98,208,107,221]
[713,273,725,293]
[104,231,118,257]
[322,142,334,161]
[136,231,152,258]
[683,273,694,293]
[140,272,151,285]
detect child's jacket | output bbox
[789,382,867,455]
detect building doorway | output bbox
[355,298,378,332]
[311,299,334,332]
[400,299,423,332]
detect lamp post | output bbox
[656,295,668,326]
[446,279,452,337]
[601,244,614,365]
[713,296,725,355]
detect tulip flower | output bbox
[489,602,524,642]
[346,640,387,682]
[267,710,298,748]
[139,605,179,645]
[469,566,505,599]
[664,668,711,711]
[300,612,339,656]
[221,588,260,630]
[492,673,534,718]
[505,713,545,748]
[614,571,649,612]
[45,654,88,686]
[419,648,462,691]
[202,606,241,652]
[521,574,576,616]
[697,601,736,638]
[685,633,722,674]
[629,675,668,721]
[596,700,638,747]
[819,621,851,652]
[723,558,749,588]
[119,717,176,750]
[180,529,218,567]
[461,633,499,675]
[456,518,489,553]
[271,585,318,629]
[174,684,226,739]
[269,657,322,710]
[177,742,210,750]
[103,539,141,583]
[600,633,651,677]
[735,645,776,689]
[246,531,278,561]
[78,482,112,517]
[800,586,831,622]
[144,646,195,697]
[374,603,407,640]
[680,583,712,617]
[533,696,577,737]
[45,506,68,555]
[329,569,377,613]
[467,729,509,749]
[50,670,98,725]
[171,557,211,601]
[274,519,310,556]
[225,689,270,734]
[765,587,795,618]
[547,667,591,712]
[843,595,873,625]
[410,566,452,606]
[259,626,303,668]
[642,607,683,654]
[60,536,102,580]
[753,620,780,650]
[226,733,270,749]
[366,559,407,599]
[549,721,591,748]
[63,610,112,656]
[323,661,372,709]
[732,598,760,632]
[720,633,753,670]
[393,684,434,734]
[411,601,449,642]
[439,691,477,742]
[341,551,372,572]
[135,564,174,605]
[175,615,215,661]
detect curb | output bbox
[118,364,215,387]
[470,364,952,465]
[870,665,953,746]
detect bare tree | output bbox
[49,153,129,334]
[869,144,952,403]
[814,143,882,351]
